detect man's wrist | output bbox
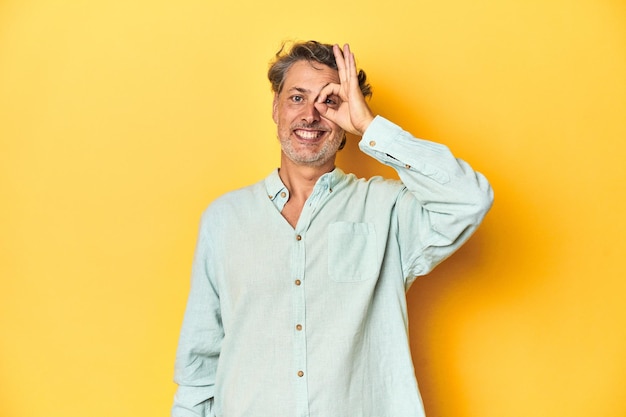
[357,114,375,136]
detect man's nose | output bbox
[301,102,320,124]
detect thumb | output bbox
[314,101,338,123]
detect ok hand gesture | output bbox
[315,44,375,137]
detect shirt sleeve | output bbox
[359,116,494,287]
[171,214,223,417]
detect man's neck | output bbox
[277,155,335,228]
[278,157,335,202]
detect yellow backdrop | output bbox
[1,0,625,416]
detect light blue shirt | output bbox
[172,116,493,417]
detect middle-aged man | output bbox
[172,41,494,417]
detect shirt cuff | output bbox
[358,116,451,184]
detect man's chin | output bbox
[283,151,331,168]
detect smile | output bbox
[294,129,326,140]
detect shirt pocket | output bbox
[328,222,378,282]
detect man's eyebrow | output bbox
[288,87,310,94]
[287,83,331,95]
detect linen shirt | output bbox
[172,116,493,417]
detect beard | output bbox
[277,122,344,167]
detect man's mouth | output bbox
[293,129,326,140]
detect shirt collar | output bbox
[264,168,345,210]
[265,168,287,202]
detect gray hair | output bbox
[268,40,372,98]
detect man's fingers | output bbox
[314,101,333,118]
[318,43,370,135]
[315,84,340,118]
[317,82,342,104]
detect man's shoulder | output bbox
[341,172,405,194]
[202,179,266,218]
[218,179,265,203]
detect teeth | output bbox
[296,130,322,140]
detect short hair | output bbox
[268,40,372,98]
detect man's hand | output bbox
[315,44,375,137]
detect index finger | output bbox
[316,82,342,104]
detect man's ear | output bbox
[272,93,279,124]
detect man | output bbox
[172,41,493,417]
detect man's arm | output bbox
[172,216,223,417]
[318,43,493,284]
[361,116,493,286]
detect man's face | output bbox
[272,60,344,168]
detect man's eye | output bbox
[291,95,303,103]
[325,96,341,106]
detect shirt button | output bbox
[297,371,304,377]
[295,279,301,286]
[296,234,302,241]
[296,324,303,331]
[405,164,411,169]
[280,191,287,198]
[369,140,376,147]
